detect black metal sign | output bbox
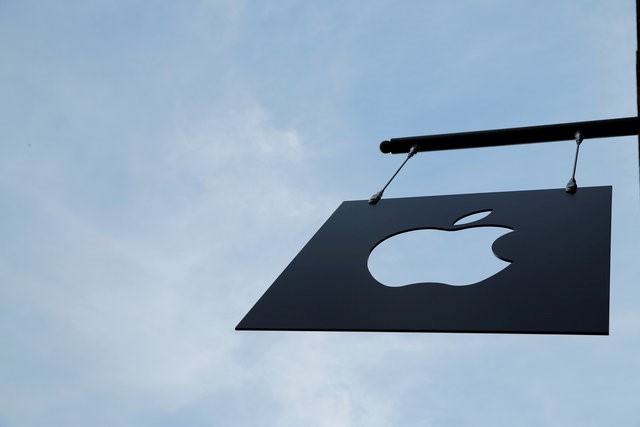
[237,186,611,334]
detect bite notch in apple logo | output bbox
[367,209,515,287]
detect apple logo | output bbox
[367,209,514,287]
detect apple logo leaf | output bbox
[453,209,492,226]
[368,209,513,287]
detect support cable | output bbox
[369,145,419,205]
[565,131,584,193]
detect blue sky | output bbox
[1,1,639,426]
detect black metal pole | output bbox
[636,0,639,184]
[379,116,640,154]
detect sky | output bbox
[1,1,639,426]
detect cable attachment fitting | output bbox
[565,130,584,193]
[369,145,419,205]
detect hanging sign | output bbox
[236,186,611,334]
